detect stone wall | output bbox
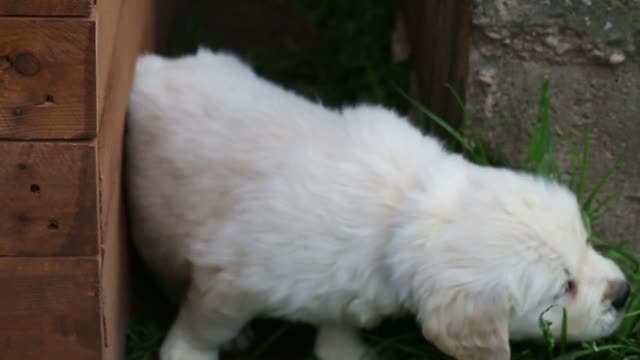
[466,0,640,246]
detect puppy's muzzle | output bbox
[606,280,631,311]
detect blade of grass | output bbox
[525,79,560,179]
[496,144,511,168]
[539,305,557,360]
[561,308,568,355]
[575,127,591,201]
[445,82,479,132]
[568,140,581,193]
[582,157,623,212]
[247,323,294,360]
[395,86,470,150]
[590,188,624,223]
[444,83,466,114]
[553,344,640,360]
[582,211,593,241]
[624,310,640,318]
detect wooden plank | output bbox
[0,141,98,256]
[0,0,93,17]
[0,19,96,140]
[403,0,472,136]
[97,0,165,357]
[96,0,172,118]
[0,258,101,360]
[95,0,128,358]
[96,0,124,122]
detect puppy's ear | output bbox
[419,284,512,360]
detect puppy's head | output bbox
[397,167,629,359]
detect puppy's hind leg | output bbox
[160,282,251,360]
[314,325,377,360]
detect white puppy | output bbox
[126,49,630,360]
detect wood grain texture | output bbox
[0,19,96,140]
[97,0,164,357]
[0,258,101,360]
[96,0,124,121]
[403,0,472,136]
[0,0,93,16]
[0,141,98,256]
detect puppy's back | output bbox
[126,49,442,301]
[126,49,345,297]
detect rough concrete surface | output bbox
[466,0,640,247]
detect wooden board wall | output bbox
[0,0,93,17]
[0,142,97,256]
[0,19,96,140]
[0,258,101,360]
[0,0,169,358]
[402,0,472,135]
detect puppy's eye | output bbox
[565,280,578,297]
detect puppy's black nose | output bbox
[611,281,631,310]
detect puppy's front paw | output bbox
[160,343,217,360]
[314,326,377,360]
[160,327,219,360]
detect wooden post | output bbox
[402,0,473,138]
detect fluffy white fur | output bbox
[126,49,629,360]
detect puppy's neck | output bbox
[380,155,474,311]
